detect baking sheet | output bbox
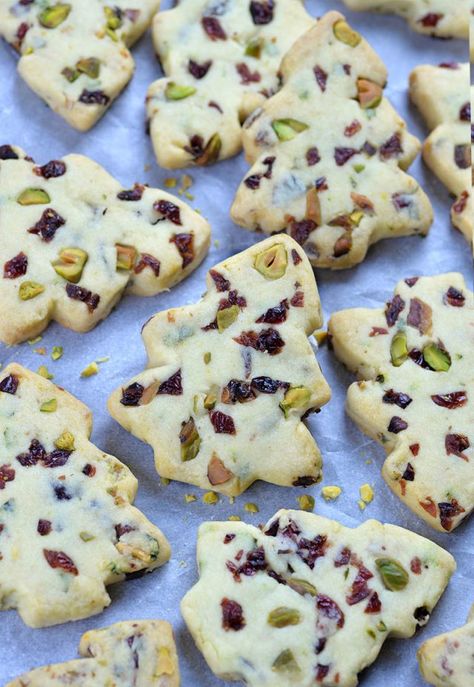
[0,1,472,684]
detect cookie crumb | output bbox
[244,502,259,513]
[321,485,342,500]
[81,362,99,378]
[360,483,374,504]
[51,345,63,361]
[37,365,53,380]
[203,491,219,505]
[297,494,315,511]
[184,494,197,503]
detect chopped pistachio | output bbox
[321,485,342,501]
[245,37,264,58]
[333,19,361,46]
[203,392,217,410]
[184,493,197,503]
[254,243,288,280]
[180,418,201,462]
[79,531,95,542]
[287,578,317,597]
[204,352,211,364]
[297,494,315,512]
[267,607,301,628]
[202,491,219,505]
[19,281,45,301]
[51,345,63,361]
[55,431,75,451]
[377,620,387,632]
[37,365,53,380]
[353,163,365,173]
[244,502,259,513]
[228,515,241,521]
[313,330,327,346]
[52,247,88,283]
[76,57,100,79]
[116,244,137,271]
[96,356,109,364]
[217,304,240,332]
[40,398,57,412]
[423,343,451,371]
[367,628,376,639]
[39,3,71,29]
[181,174,193,191]
[28,336,42,345]
[194,133,221,166]
[161,477,170,486]
[62,66,79,82]
[81,362,99,378]
[34,347,46,355]
[17,188,50,205]
[350,209,364,226]
[272,649,300,673]
[375,558,409,591]
[272,118,309,141]
[358,499,366,511]
[357,78,382,109]
[165,82,197,100]
[104,6,122,29]
[280,386,311,418]
[390,330,408,367]
[360,483,374,504]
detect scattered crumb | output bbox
[228,495,235,505]
[37,365,53,380]
[184,494,197,503]
[164,177,177,188]
[95,356,110,364]
[297,494,315,512]
[214,239,220,248]
[313,330,328,346]
[359,483,374,504]
[365,459,373,465]
[161,478,170,486]
[28,336,42,345]
[321,486,342,501]
[181,174,193,191]
[34,347,46,355]
[244,502,259,513]
[51,345,63,361]
[203,491,219,505]
[80,362,99,378]
[184,191,194,201]
[358,499,367,511]
[228,515,241,521]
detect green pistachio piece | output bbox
[376,558,409,591]
[104,6,123,29]
[116,244,137,271]
[287,578,317,597]
[254,244,288,280]
[267,607,301,628]
[39,3,71,29]
[62,66,79,82]
[40,398,57,413]
[423,343,451,372]
[280,386,311,418]
[272,118,309,141]
[165,82,197,100]
[54,431,75,451]
[333,19,361,47]
[357,78,382,109]
[390,331,408,367]
[180,417,201,462]
[52,247,88,283]
[204,352,211,364]
[194,133,222,166]
[19,281,45,301]
[245,38,263,58]
[217,304,240,332]
[76,57,100,79]
[272,649,300,673]
[79,531,95,542]
[350,210,364,226]
[203,392,217,410]
[105,26,119,41]
[17,188,50,205]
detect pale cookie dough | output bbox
[6,620,180,686]
[181,509,455,687]
[0,0,160,131]
[0,146,210,345]
[108,235,331,496]
[146,0,315,168]
[418,604,474,687]
[410,63,473,247]
[0,363,170,628]
[343,0,471,39]
[328,273,474,533]
[231,11,432,270]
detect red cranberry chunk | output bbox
[296,534,328,569]
[445,433,470,460]
[410,557,422,574]
[407,298,432,334]
[66,284,100,312]
[460,102,471,122]
[388,416,408,433]
[37,519,52,536]
[292,475,318,487]
[385,294,405,326]
[121,382,144,406]
[188,59,212,79]
[431,392,467,409]
[316,664,330,682]
[454,144,470,169]
[249,0,274,24]
[382,389,412,409]
[54,484,72,500]
[306,147,320,166]
[0,464,15,489]
[115,523,136,539]
[444,287,465,307]
[43,549,78,575]
[334,147,358,166]
[221,598,245,630]
[234,328,285,355]
[405,277,419,287]
[43,450,72,468]
[170,233,194,268]
[82,463,96,477]
[256,299,289,324]
[402,462,415,481]
[202,16,227,40]
[4,252,28,279]
[314,65,328,92]
[210,269,230,292]
[134,253,161,277]
[0,145,19,160]
[365,591,382,614]
[158,369,183,395]
[154,199,182,225]
[316,593,345,628]
[224,533,235,544]
[16,439,46,466]
[79,90,110,105]
[291,249,302,265]
[379,133,403,159]
[334,547,351,567]
[438,499,465,531]
[34,160,66,178]
[250,376,286,394]
[289,219,316,245]
[236,63,260,84]
[0,374,19,394]
[222,380,255,404]
[210,410,236,434]
[419,12,443,27]
[117,184,144,201]
[28,209,65,242]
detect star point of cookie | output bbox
[410,62,472,247]
[6,620,179,686]
[328,273,474,532]
[0,147,211,345]
[0,363,170,628]
[0,0,160,130]
[181,509,455,687]
[145,0,315,168]
[231,11,432,269]
[418,604,474,687]
[108,235,331,496]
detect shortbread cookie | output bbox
[410,63,472,246]
[0,0,160,130]
[0,363,170,628]
[418,605,474,687]
[342,0,471,39]
[146,0,314,168]
[108,235,331,496]
[231,11,432,269]
[328,273,474,532]
[182,509,455,687]
[0,146,210,345]
[7,620,180,686]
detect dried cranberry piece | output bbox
[385,294,405,326]
[66,284,100,312]
[43,549,78,575]
[316,594,345,628]
[369,327,388,337]
[388,416,408,433]
[365,591,382,614]
[120,382,144,406]
[117,183,144,201]
[0,374,19,395]
[16,438,46,466]
[292,475,317,487]
[402,462,415,481]
[264,519,280,537]
[410,557,422,574]
[124,8,140,22]
[316,664,330,682]
[79,90,110,105]
[115,523,136,539]
[431,392,467,409]
[0,464,15,489]
[37,519,52,536]
[382,389,412,409]
[34,160,66,178]
[249,0,274,24]
[414,606,430,626]
[306,147,320,166]
[244,174,262,189]
[54,484,72,500]
[438,499,465,531]
[410,443,420,456]
[234,328,285,355]
[28,208,65,242]
[407,298,432,334]
[239,547,267,576]
[291,249,302,265]
[334,547,351,567]
[445,434,470,461]
[134,253,161,277]
[408,348,431,369]
[334,147,358,166]
[210,410,236,434]
[202,16,227,40]
[453,191,469,215]
[154,199,182,225]
[222,380,255,404]
[454,144,470,169]
[0,145,19,160]
[314,65,328,91]
[392,193,412,211]
[43,450,72,468]
[210,269,230,292]
[315,638,327,654]
[4,252,28,279]
[346,565,373,605]
[82,463,96,477]
[444,286,465,307]
[419,497,437,518]
[362,141,377,156]
[256,299,289,324]
[236,63,261,84]
[419,12,443,27]
[289,219,316,245]
[188,59,212,79]
[344,120,362,137]
[296,535,328,569]
[170,233,194,268]
[158,369,182,395]
[16,21,29,45]
[379,133,403,159]
[290,291,304,307]
[250,376,285,394]
[224,533,235,544]
[315,176,328,191]
[221,598,245,630]
[459,102,471,122]
[405,277,419,287]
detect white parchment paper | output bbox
[0,1,472,684]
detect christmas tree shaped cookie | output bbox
[410,62,472,246]
[146,0,314,168]
[7,620,180,686]
[231,11,432,269]
[418,604,474,687]
[0,0,160,130]
[109,235,331,495]
[328,273,473,532]
[0,146,210,345]
[0,363,170,628]
[182,509,455,687]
